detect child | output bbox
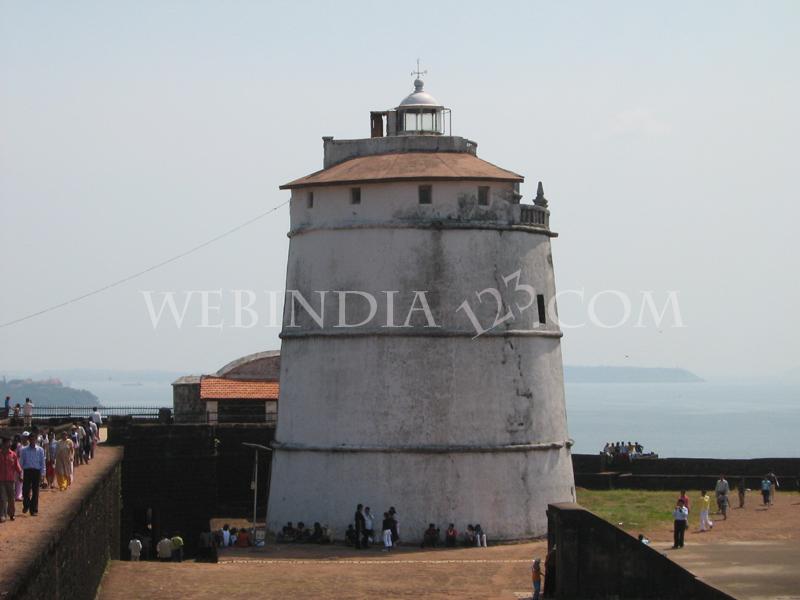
[699,490,713,532]
[531,558,543,600]
[718,492,730,520]
[672,499,688,548]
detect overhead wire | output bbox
[0,198,291,329]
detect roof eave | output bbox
[281,175,523,190]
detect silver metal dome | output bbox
[397,78,442,108]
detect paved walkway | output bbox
[0,441,121,596]
[98,541,547,600]
[667,539,800,600]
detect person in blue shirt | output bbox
[761,476,772,506]
[19,428,46,516]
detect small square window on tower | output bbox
[478,186,490,206]
[418,185,432,204]
[307,191,314,208]
[350,187,361,205]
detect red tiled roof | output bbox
[200,377,279,400]
[280,152,524,190]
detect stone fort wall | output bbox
[4,448,121,600]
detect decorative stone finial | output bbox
[534,181,548,208]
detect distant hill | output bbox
[564,366,703,383]
[0,378,99,407]
[1,369,183,384]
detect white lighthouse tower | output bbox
[268,69,575,541]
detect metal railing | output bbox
[19,405,165,423]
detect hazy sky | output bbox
[1,1,798,378]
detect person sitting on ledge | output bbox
[345,524,357,546]
[309,522,323,543]
[445,523,458,547]
[421,523,440,548]
[295,521,311,542]
[463,524,476,546]
[234,528,251,547]
[277,521,297,542]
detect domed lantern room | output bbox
[396,77,449,135]
[369,61,452,138]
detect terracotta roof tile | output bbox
[200,376,279,400]
[280,152,523,190]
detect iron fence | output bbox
[25,405,164,422]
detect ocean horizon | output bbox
[68,378,800,460]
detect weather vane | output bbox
[411,58,427,79]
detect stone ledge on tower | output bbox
[322,135,477,169]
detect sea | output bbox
[71,379,800,460]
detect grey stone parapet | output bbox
[322,135,478,168]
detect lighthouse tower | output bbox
[268,70,575,541]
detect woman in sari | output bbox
[45,430,58,489]
[55,430,75,491]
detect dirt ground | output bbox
[97,491,800,600]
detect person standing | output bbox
[87,419,98,459]
[678,490,691,514]
[45,430,58,490]
[531,558,544,600]
[157,536,173,561]
[767,471,779,505]
[474,524,488,547]
[91,407,103,429]
[171,533,184,562]
[381,512,393,552]
[672,499,689,548]
[388,506,400,545]
[55,430,75,490]
[23,398,34,428]
[738,477,746,508]
[698,490,713,532]
[3,396,9,419]
[0,436,23,522]
[129,536,143,561]
[761,475,772,506]
[714,475,730,514]
[354,503,366,549]
[20,430,46,516]
[363,506,375,546]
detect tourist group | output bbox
[0,401,103,522]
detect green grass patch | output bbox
[576,488,705,535]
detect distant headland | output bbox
[0,377,99,406]
[564,366,703,383]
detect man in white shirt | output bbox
[363,507,375,545]
[129,536,143,561]
[672,499,689,549]
[91,407,103,428]
[157,537,173,561]
[23,398,34,428]
[715,475,730,513]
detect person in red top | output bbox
[678,490,691,513]
[234,528,251,547]
[1,436,23,522]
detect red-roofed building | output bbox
[172,351,280,424]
